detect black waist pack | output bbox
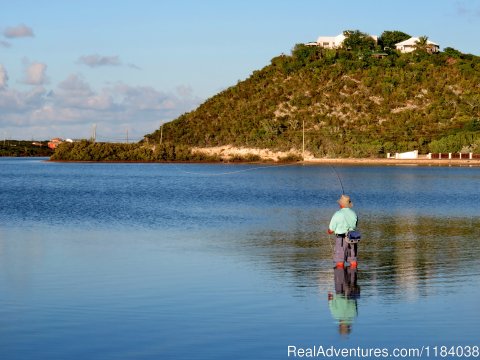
[346,230,361,243]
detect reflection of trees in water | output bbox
[363,215,479,299]
[246,214,480,296]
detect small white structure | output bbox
[315,34,346,49]
[395,150,418,159]
[308,33,377,49]
[395,37,439,53]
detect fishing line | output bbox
[170,161,347,198]
[170,162,301,177]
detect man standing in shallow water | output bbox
[327,194,358,269]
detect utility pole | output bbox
[126,128,129,144]
[92,124,97,143]
[302,119,305,161]
[160,125,163,145]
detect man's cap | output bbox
[338,194,353,208]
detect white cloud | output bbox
[23,62,48,85]
[0,65,8,88]
[0,74,203,140]
[58,74,94,97]
[0,86,47,114]
[111,83,181,111]
[176,85,193,98]
[55,74,113,110]
[4,24,34,38]
[78,54,121,68]
[0,40,11,48]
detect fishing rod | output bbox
[328,164,345,195]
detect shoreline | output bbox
[301,158,480,166]
[46,158,480,167]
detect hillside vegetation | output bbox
[144,35,480,158]
[53,30,480,161]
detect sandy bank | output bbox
[191,145,303,162]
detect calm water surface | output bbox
[1,158,479,359]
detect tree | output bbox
[378,30,410,50]
[414,36,429,52]
[342,30,376,52]
[443,47,463,58]
[291,43,322,65]
[464,95,480,117]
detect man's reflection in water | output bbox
[328,267,360,335]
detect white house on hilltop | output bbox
[306,33,378,49]
[395,37,440,53]
[315,33,346,49]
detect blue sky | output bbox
[1,0,479,141]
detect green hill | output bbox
[144,40,480,158]
[52,31,480,162]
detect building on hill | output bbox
[315,33,346,49]
[395,37,439,53]
[48,138,74,149]
[48,138,64,149]
[306,33,378,49]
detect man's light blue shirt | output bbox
[329,208,358,235]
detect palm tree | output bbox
[414,36,429,52]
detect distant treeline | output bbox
[0,140,53,157]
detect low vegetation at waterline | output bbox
[50,141,211,162]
